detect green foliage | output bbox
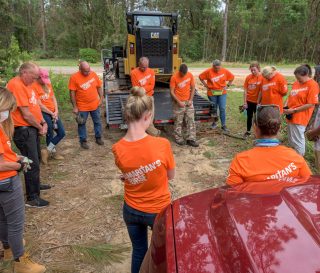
[50,74,71,112]
[71,243,130,265]
[79,48,99,63]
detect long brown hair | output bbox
[0,87,17,139]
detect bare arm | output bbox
[243,88,248,106]
[284,104,314,114]
[170,86,184,107]
[19,107,42,131]
[97,87,103,105]
[199,78,209,89]
[53,95,59,115]
[167,168,175,180]
[70,90,78,114]
[257,90,262,104]
[38,100,54,116]
[0,155,21,172]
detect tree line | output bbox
[0,0,320,63]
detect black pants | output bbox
[13,127,41,201]
[247,101,257,132]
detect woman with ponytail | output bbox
[227,105,311,194]
[284,64,319,156]
[112,87,175,273]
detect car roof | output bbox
[172,177,320,273]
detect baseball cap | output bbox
[39,68,51,84]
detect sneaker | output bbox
[95,138,104,145]
[40,184,51,191]
[14,253,46,273]
[80,141,89,149]
[211,123,218,129]
[25,197,49,208]
[221,126,229,132]
[41,149,48,165]
[186,140,199,147]
[244,131,251,137]
[175,139,185,146]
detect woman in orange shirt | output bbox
[112,87,175,273]
[33,68,65,163]
[243,62,263,137]
[0,87,46,272]
[284,65,319,156]
[227,105,311,194]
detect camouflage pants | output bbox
[173,102,196,142]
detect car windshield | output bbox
[136,16,161,27]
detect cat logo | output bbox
[151,32,160,39]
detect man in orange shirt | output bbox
[199,59,234,131]
[258,66,288,112]
[226,105,311,194]
[130,57,160,136]
[170,64,198,147]
[69,61,104,149]
[7,62,50,207]
[285,65,319,156]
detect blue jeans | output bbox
[123,202,157,273]
[42,112,66,146]
[208,94,227,127]
[78,108,102,143]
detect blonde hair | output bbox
[249,61,260,71]
[125,87,153,123]
[18,62,38,75]
[0,87,17,139]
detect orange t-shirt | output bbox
[112,135,175,213]
[0,128,18,180]
[170,72,195,101]
[226,145,311,194]
[244,74,263,103]
[130,68,155,96]
[260,72,288,113]
[32,82,56,112]
[7,77,43,127]
[68,71,102,111]
[287,79,319,126]
[199,67,234,96]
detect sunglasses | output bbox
[255,104,280,126]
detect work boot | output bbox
[40,149,48,165]
[146,124,161,137]
[14,253,46,273]
[186,140,199,147]
[95,138,104,145]
[244,131,251,138]
[80,141,89,149]
[40,184,51,191]
[175,139,185,146]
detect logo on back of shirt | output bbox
[210,74,225,83]
[80,78,95,90]
[266,162,297,180]
[123,160,162,185]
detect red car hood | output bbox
[172,177,320,273]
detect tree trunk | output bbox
[221,0,229,61]
[39,0,47,51]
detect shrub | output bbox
[79,48,99,63]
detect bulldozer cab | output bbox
[124,11,181,82]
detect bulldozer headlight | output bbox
[173,43,177,54]
[130,43,135,54]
